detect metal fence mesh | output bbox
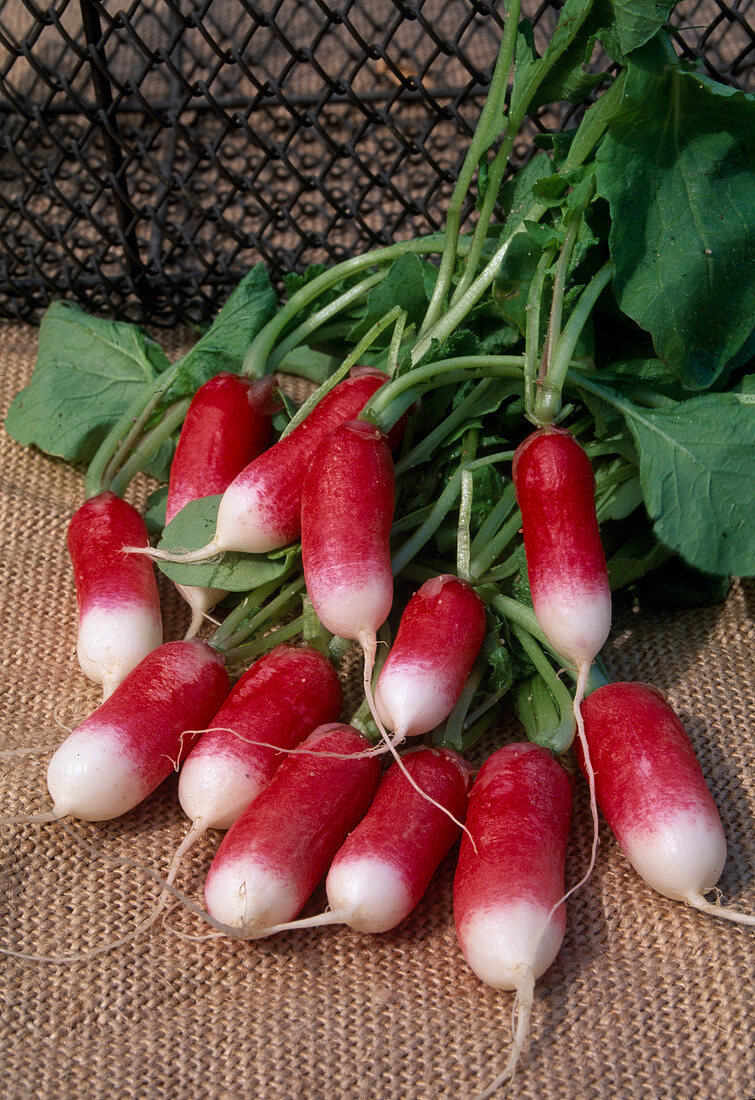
[0,0,752,325]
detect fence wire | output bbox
[0,0,752,324]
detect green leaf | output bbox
[5,301,168,463]
[590,0,676,61]
[162,265,277,400]
[595,41,755,388]
[620,392,755,575]
[156,495,299,590]
[511,1,596,123]
[360,253,431,334]
[634,557,731,608]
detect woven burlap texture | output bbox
[0,321,752,1100]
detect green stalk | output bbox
[439,652,490,751]
[108,398,190,498]
[420,0,521,335]
[279,305,403,440]
[364,355,526,432]
[538,184,593,386]
[469,508,521,580]
[213,575,306,652]
[387,310,408,377]
[457,429,479,581]
[85,358,184,497]
[223,616,304,663]
[242,233,465,378]
[391,470,462,577]
[469,482,516,560]
[266,270,387,372]
[534,261,614,423]
[524,245,555,417]
[393,376,499,476]
[510,624,576,754]
[209,564,300,647]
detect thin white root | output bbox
[570,660,600,894]
[122,538,223,565]
[245,908,346,939]
[0,747,58,758]
[358,630,478,855]
[176,582,224,640]
[687,894,755,927]
[0,810,62,827]
[474,969,535,1099]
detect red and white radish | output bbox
[454,742,573,1089]
[165,372,276,636]
[138,367,390,562]
[257,746,472,937]
[204,723,380,933]
[512,426,610,674]
[68,491,162,698]
[578,682,754,926]
[373,574,487,742]
[512,425,611,883]
[177,643,342,836]
[301,418,395,654]
[46,640,230,822]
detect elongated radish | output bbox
[204,723,380,932]
[165,373,276,636]
[512,426,610,671]
[454,742,572,1091]
[512,425,611,885]
[255,747,471,937]
[578,682,754,926]
[45,640,229,822]
[136,367,390,562]
[68,491,162,698]
[301,419,394,651]
[177,643,342,837]
[373,575,487,742]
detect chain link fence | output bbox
[0,0,752,324]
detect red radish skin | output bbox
[165,373,275,525]
[374,575,487,741]
[46,640,230,822]
[68,491,162,698]
[513,426,611,893]
[165,373,277,637]
[139,368,391,563]
[178,644,343,831]
[454,742,572,1090]
[258,747,472,937]
[512,426,610,670]
[204,723,381,933]
[578,682,754,925]
[301,419,395,648]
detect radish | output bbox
[512,425,611,885]
[165,372,276,637]
[45,640,230,822]
[68,491,162,698]
[203,723,381,933]
[255,747,472,936]
[175,643,342,853]
[301,418,394,655]
[578,682,755,926]
[137,367,390,562]
[373,575,487,743]
[454,742,573,1090]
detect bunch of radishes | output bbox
[6,355,750,1092]
[4,3,753,1085]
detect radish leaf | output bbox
[595,39,755,389]
[156,495,298,590]
[5,301,169,463]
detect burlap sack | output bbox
[0,321,752,1100]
